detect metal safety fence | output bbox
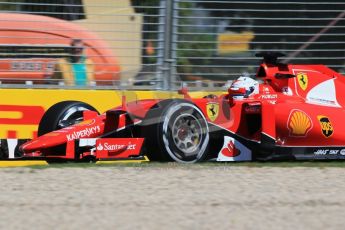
[171,0,345,82]
[0,0,343,90]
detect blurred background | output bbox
[0,0,344,90]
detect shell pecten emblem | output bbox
[288,109,313,137]
[297,72,308,91]
[206,102,219,122]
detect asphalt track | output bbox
[0,164,344,230]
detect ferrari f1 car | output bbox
[20,52,345,163]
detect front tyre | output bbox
[38,101,98,136]
[36,101,98,161]
[143,100,209,163]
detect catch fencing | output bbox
[0,0,344,90]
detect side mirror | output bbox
[275,73,296,79]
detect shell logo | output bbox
[288,109,313,137]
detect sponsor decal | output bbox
[66,126,100,141]
[244,104,261,113]
[206,102,219,122]
[317,115,333,138]
[282,86,293,96]
[244,102,261,114]
[312,148,345,159]
[308,97,337,106]
[10,61,55,72]
[96,142,137,151]
[95,138,144,158]
[340,149,345,156]
[297,72,308,91]
[217,136,251,161]
[314,149,339,155]
[263,87,270,92]
[259,94,277,99]
[287,109,313,137]
[221,139,240,157]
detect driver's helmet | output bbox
[229,76,259,99]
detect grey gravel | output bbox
[0,166,344,230]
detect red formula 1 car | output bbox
[20,52,345,163]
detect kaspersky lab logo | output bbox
[317,115,333,138]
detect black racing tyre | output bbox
[142,99,209,163]
[38,101,98,136]
[14,139,31,157]
[0,139,9,159]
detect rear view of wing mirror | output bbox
[275,73,296,79]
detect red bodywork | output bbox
[21,55,345,161]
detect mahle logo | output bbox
[297,72,308,91]
[317,115,333,138]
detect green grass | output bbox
[25,160,345,169]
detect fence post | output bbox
[158,0,175,90]
[171,0,179,90]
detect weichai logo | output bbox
[317,115,333,138]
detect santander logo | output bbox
[97,143,104,151]
[217,136,251,162]
[96,142,137,151]
[95,138,144,158]
[221,140,241,157]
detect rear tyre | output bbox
[38,101,98,136]
[142,99,209,163]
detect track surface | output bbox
[0,165,344,230]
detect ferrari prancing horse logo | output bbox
[297,72,308,91]
[206,102,219,122]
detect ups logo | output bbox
[317,116,333,138]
